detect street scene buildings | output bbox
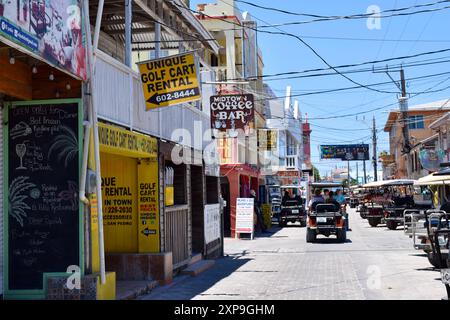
[0,0,449,302]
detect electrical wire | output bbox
[235,0,450,20]
[177,2,405,94]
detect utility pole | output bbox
[372,115,378,181]
[356,162,359,184]
[399,68,411,177]
[347,160,350,189]
[363,158,367,184]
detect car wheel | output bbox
[300,220,307,227]
[427,252,448,268]
[368,218,380,227]
[337,228,346,243]
[386,220,398,230]
[279,220,287,228]
[306,228,316,243]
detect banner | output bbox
[210,94,254,132]
[236,198,254,235]
[258,129,278,151]
[204,204,221,245]
[320,144,369,161]
[137,52,201,110]
[98,122,158,159]
[0,0,87,80]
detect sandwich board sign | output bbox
[236,198,254,239]
[137,52,201,110]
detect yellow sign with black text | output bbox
[137,52,201,110]
[138,159,160,253]
[98,122,157,159]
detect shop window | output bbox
[211,53,218,67]
[165,161,187,205]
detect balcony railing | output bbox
[286,155,298,170]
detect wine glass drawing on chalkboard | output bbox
[9,176,36,227]
[16,143,27,170]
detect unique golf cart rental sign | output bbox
[138,52,201,110]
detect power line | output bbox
[255,5,450,28]
[179,3,400,94]
[235,0,450,20]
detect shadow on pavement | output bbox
[144,254,253,300]
[312,238,353,244]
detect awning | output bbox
[415,173,450,186]
[362,180,388,188]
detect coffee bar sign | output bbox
[210,94,254,133]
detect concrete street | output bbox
[140,207,447,300]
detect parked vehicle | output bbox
[359,180,391,227]
[306,182,347,242]
[414,168,450,298]
[382,179,432,230]
[279,185,306,227]
[267,185,282,223]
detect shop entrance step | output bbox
[181,260,215,277]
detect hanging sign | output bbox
[210,94,254,132]
[320,144,369,161]
[137,52,201,110]
[258,129,278,151]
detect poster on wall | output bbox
[6,99,82,295]
[204,204,220,245]
[0,0,87,80]
[235,198,254,239]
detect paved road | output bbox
[140,208,446,300]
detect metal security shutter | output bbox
[0,106,3,295]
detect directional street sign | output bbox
[138,52,201,110]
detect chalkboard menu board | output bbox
[7,100,81,291]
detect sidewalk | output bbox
[116,280,160,300]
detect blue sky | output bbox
[190,0,450,180]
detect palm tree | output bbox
[9,176,36,227]
[47,125,78,167]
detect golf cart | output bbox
[306,182,347,242]
[279,185,306,227]
[349,185,363,208]
[383,179,432,230]
[411,173,450,269]
[359,180,391,227]
[267,185,282,223]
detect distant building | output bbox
[382,99,450,179]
